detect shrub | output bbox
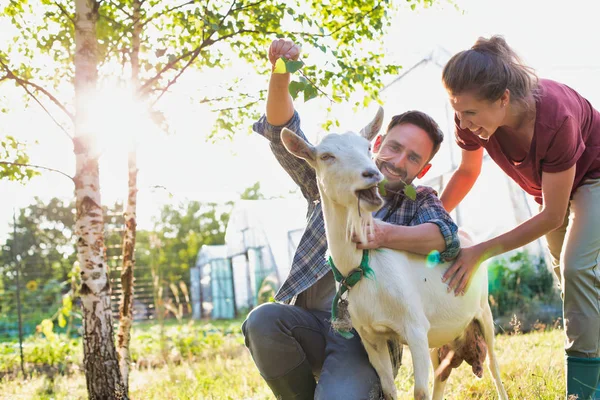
[487,250,562,333]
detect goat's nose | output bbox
[362,168,380,179]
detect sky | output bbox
[1,0,599,243]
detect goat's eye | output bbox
[320,154,335,161]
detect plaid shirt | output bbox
[253,111,460,304]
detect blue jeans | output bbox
[242,302,381,399]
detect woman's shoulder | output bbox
[536,78,586,130]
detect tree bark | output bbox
[74,0,126,398]
[117,0,141,392]
[117,150,138,391]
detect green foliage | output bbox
[0,333,80,375]
[256,275,277,305]
[0,0,426,139]
[0,321,567,399]
[239,181,266,200]
[137,201,233,285]
[0,318,244,376]
[487,250,561,332]
[0,198,122,341]
[377,177,417,200]
[0,135,38,182]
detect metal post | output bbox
[241,228,253,310]
[12,209,26,377]
[198,262,204,319]
[228,257,237,319]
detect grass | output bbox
[0,319,566,399]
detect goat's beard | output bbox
[347,202,374,245]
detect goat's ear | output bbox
[359,106,384,142]
[281,128,316,163]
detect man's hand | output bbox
[268,38,301,69]
[352,219,390,250]
[442,245,487,296]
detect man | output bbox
[242,38,460,400]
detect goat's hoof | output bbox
[414,389,428,400]
[382,390,396,400]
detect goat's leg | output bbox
[405,328,431,400]
[361,335,397,400]
[430,348,448,400]
[480,306,508,400]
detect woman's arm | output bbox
[440,148,484,212]
[444,165,576,294]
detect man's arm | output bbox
[357,220,446,256]
[253,39,319,202]
[266,39,296,125]
[355,187,460,261]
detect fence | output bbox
[0,259,191,344]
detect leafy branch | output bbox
[275,57,333,103]
[377,178,417,200]
[0,57,74,139]
[0,161,74,182]
[142,0,239,101]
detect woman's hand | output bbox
[442,244,488,296]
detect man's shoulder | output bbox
[414,185,439,200]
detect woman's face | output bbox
[449,90,508,140]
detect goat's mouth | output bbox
[355,185,383,207]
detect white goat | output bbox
[280,109,508,400]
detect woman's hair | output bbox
[442,35,538,106]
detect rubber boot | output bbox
[566,356,600,399]
[264,359,316,400]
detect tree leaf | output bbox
[303,84,318,102]
[58,313,67,328]
[285,59,304,73]
[403,184,417,201]
[289,80,306,99]
[377,178,388,197]
[273,58,286,74]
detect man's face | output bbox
[373,123,434,197]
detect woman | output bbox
[440,35,600,399]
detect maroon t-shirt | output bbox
[455,79,600,204]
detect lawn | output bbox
[0,317,566,399]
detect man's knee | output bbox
[315,372,381,400]
[315,344,381,400]
[242,302,285,346]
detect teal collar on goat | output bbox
[327,249,375,339]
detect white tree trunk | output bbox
[74,0,126,398]
[117,150,138,391]
[117,0,141,391]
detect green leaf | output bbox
[403,184,417,201]
[289,80,306,99]
[377,178,388,197]
[303,84,318,102]
[284,59,304,74]
[58,313,66,328]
